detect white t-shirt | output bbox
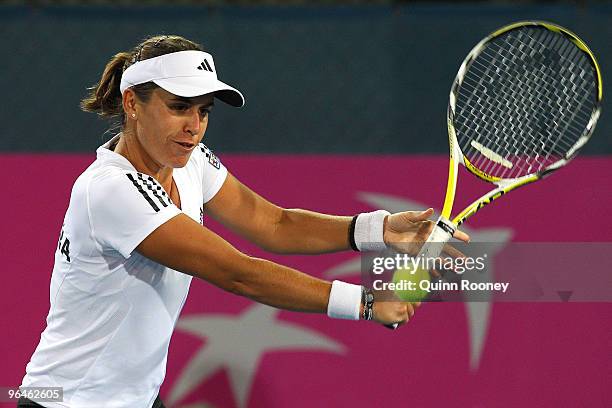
[21,134,228,408]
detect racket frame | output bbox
[442,20,603,229]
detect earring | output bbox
[131,113,136,119]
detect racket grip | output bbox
[419,216,456,260]
[386,218,456,330]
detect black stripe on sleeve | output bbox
[138,174,170,208]
[126,174,160,212]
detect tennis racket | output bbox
[389,21,602,329]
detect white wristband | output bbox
[354,210,390,251]
[327,280,362,320]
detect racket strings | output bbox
[461,32,593,177]
[466,35,586,175]
[453,26,596,179]
[496,30,591,162]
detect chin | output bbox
[170,154,192,169]
[171,160,189,169]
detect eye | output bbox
[170,103,189,111]
[199,107,212,117]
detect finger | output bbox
[405,302,415,318]
[408,208,434,222]
[442,243,466,259]
[453,229,470,243]
[397,304,410,324]
[413,301,422,308]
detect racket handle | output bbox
[386,217,456,330]
[418,216,456,260]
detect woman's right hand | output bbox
[372,299,421,327]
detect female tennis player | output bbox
[18,35,469,408]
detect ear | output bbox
[122,89,138,119]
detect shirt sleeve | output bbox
[197,144,228,203]
[88,171,182,258]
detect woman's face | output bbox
[134,88,214,169]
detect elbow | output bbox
[258,243,292,255]
[254,208,291,254]
[223,255,263,299]
[227,279,259,300]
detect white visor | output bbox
[119,50,244,107]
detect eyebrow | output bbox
[169,96,214,107]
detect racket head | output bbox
[448,21,603,184]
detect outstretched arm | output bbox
[136,213,416,326]
[204,173,353,254]
[205,174,470,255]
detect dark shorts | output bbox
[17,394,166,408]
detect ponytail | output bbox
[80,52,131,118]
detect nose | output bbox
[184,108,204,136]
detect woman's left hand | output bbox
[383,208,470,258]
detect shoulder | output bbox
[195,143,222,170]
[85,166,172,214]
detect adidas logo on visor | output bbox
[196,59,213,72]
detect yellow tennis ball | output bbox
[392,265,430,302]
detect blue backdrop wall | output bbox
[1,3,610,153]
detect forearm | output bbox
[205,175,360,255]
[228,255,332,312]
[138,213,336,313]
[262,208,353,254]
[228,257,412,326]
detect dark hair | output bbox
[80,35,203,120]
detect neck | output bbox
[114,130,173,187]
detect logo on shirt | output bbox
[57,225,71,262]
[199,145,221,170]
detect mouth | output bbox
[174,141,196,151]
